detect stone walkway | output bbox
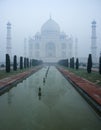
[57,66,101,115]
[0,66,42,93]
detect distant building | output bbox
[91,20,97,63]
[74,38,78,60]
[29,17,73,62]
[24,38,27,57]
[6,22,12,58]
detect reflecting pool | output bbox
[0,66,101,130]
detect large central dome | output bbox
[41,18,60,33]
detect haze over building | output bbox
[6,22,12,58]
[0,0,101,64]
[29,17,73,62]
[91,20,97,63]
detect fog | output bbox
[0,0,101,62]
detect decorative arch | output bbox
[61,43,66,49]
[35,43,39,49]
[45,42,56,57]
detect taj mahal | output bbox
[28,17,73,62]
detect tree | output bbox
[27,58,29,68]
[30,59,32,67]
[13,55,17,71]
[24,57,27,68]
[6,54,10,72]
[72,57,74,69]
[87,54,92,73]
[99,56,101,74]
[70,57,74,68]
[20,56,23,69]
[76,58,79,70]
[67,59,68,67]
[70,58,72,68]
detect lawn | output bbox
[63,67,101,86]
[0,68,31,80]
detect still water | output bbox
[0,66,101,130]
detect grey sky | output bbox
[0,0,101,61]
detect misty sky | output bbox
[0,0,101,62]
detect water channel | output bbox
[0,66,101,130]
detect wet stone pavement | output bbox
[0,66,101,130]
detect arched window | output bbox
[62,51,66,58]
[46,42,56,57]
[35,51,39,58]
[35,43,39,49]
[61,43,66,49]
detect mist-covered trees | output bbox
[99,56,101,74]
[58,57,80,70]
[58,59,69,67]
[26,58,29,68]
[76,58,79,70]
[5,53,43,74]
[6,54,10,72]
[24,57,27,68]
[87,54,92,73]
[13,55,17,71]
[70,57,74,68]
[20,56,23,69]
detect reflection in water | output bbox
[7,91,13,105]
[38,87,42,100]
[0,66,101,130]
[43,77,45,84]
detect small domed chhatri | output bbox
[92,20,96,25]
[29,17,73,62]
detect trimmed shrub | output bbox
[24,57,27,68]
[70,57,74,68]
[13,55,17,71]
[6,54,10,72]
[99,56,101,74]
[76,58,79,70]
[20,56,23,69]
[87,54,92,73]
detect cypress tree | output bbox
[76,58,79,70]
[13,55,17,71]
[20,56,23,69]
[87,54,92,73]
[67,59,68,67]
[70,58,72,68]
[24,57,27,68]
[72,57,74,68]
[70,57,74,68]
[6,54,10,72]
[27,58,29,68]
[99,56,101,74]
[30,59,32,67]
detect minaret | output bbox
[6,22,12,58]
[24,38,27,57]
[75,38,78,59]
[68,36,73,59]
[28,37,33,59]
[91,20,97,63]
